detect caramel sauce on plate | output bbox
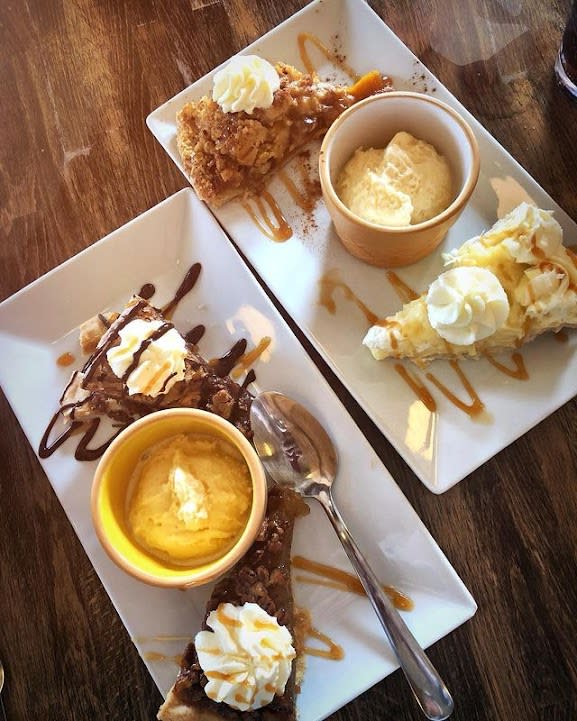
[278,168,317,213]
[143,651,182,664]
[56,352,75,367]
[318,270,379,325]
[231,336,271,379]
[426,360,485,418]
[394,365,437,413]
[297,32,357,80]
[293,555,414,612]
[294,607,344,661]
[386,271,419,303]
[241,191,292,242]
[484,352,529,380]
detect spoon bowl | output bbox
[250,391,454,721]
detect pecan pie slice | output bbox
[177,61,392,207]
[158,486,309,721]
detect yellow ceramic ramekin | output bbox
[91,408,267,589]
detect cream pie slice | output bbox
[177,57,391,207]
[363,203,577,364]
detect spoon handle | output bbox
[317,488,454,721]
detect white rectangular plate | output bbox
[147,0,577,493]
[0,189,476,721]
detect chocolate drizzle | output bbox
[241,369,256,390]
[82,300,147,381]
[138,283,156,300]
[184,325,206,345]
[162,263,202,318]
[38,406,82,459]
[74,418,129,462]
[121,322,173,382]
[209,339,247,377]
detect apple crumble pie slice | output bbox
[177,57,391,207]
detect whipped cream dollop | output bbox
[195,602,295,711]
[212,55,280,114]
[426,267,510,345]
[493,203,564,264]
[106,319,186,397]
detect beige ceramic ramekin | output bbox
[91,408,267,589]
[319,91,480,268]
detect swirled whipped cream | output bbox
[195,602,295,711]
[426,267,510,345]
[212,55,280,114]
[106,319,186,397]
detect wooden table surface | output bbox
[1,0,577,719]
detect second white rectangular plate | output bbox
[147,0,577,493]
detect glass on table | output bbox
[555,0,577,99]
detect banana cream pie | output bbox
[363,203,577,364]
[177,55,392,207]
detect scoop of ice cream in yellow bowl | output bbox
[319,91,480,268]
[91,408,267,588]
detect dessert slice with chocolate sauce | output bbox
[40,293,253,461]
[158,486,309,721]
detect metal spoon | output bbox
[250,391,454,721]
[0,659,7,721]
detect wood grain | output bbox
[1,1,576,720]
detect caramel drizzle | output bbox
[57,352,75,367]
[216,607,242,628]
[293,555,414,612]
[297,32,357,80]
[143,651,182,664]
[241,191,292,242]
[318,270,380,325]
[231,337,272,379]
[278,168,317,213]
[386,271,419,304]
[394,365,437,413]
[294,607,344,661]
[484,352,529,380]
[426,360,485,417]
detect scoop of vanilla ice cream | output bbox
[336,131,453,226]
[212,55,280,114]
[106,318,186,397]
[195,603,295,711]
[127,435,252,563]
[426,267,510,345]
